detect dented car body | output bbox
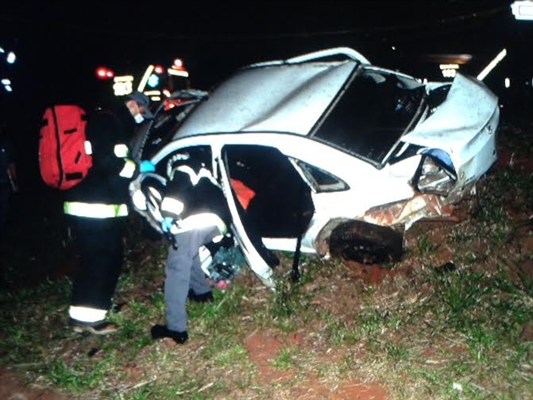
[144,47,499,287]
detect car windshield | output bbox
[312,69,426,167]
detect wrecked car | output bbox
[139,47,500,288]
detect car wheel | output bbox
[329,220,403,264]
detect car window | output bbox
[313,70,425,166]
[293,159,348,193]
[155,145,213,177]
[139,101,202,160]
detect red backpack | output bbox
[39,105,92,190]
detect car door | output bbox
[217,143,314,289]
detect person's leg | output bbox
[97,217,126,308]
[159,225,219,335]
[152,231,193,344]
[188,227,219,302]
[70,217,125,328]
[190,246,214,296]
[164,230,194,333]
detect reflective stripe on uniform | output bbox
[120,158,136,178]
[173,164,195,182]
[84,140,93,155]
[161,197,185,217]
[170,212,227,236]
[114,143,129,158]
[69,306,107,323]
[199,245,213,277]
[131,190,147,211]
[64,202,128,218]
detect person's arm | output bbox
[88,111,139,180]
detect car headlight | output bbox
[412,149,457,196]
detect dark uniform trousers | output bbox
[70,216,126,310]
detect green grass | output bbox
[1,234,531,400]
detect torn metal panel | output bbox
[362,194,455,230]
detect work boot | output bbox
[151,324,188,344]
[69,318,118,335]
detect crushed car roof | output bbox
[173,62,356,138]
[172,48,374,140]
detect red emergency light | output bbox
[96,67,114,79]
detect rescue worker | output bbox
[130,153,232,344]
[65,92,155,335]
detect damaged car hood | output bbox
[402,74,499,153]
[172,61,357,139]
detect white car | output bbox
[139,47,500,288]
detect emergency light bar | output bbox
[168,68,190,77]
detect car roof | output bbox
[172,48,368,140]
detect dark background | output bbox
[0,0,531,188]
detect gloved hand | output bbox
[161,217,175,233]
[161,217,178,250]
[139,160,156,173]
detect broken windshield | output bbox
[313,70,425,167]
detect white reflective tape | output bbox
[199,245,213,277]
[69,306,107,323]
[147,186,163,201]
[197,167,219,186]
[132,190,147,211]
[84,140,93,155]
[120,159,136,178]
[175,213,227,235]
[64,202,128,218]
[114,143,129,158]
[170,165,217,186]
[175,164,196,183]
[212,234,224,243]
[161,197,184,216]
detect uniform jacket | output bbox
[64,105,136,206]
[161,157,232,229]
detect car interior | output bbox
[223,144,315,239]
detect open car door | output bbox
[217,144,315,289]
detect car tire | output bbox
[329,220,403,264]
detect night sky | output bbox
[2,2,530,102]
[0,0,531,184]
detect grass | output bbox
[1,120,532,399]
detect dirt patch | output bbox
[243,330,388,399]
[0,367,70,400]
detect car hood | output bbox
[401,74,499,151]
[172,61,357,139]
